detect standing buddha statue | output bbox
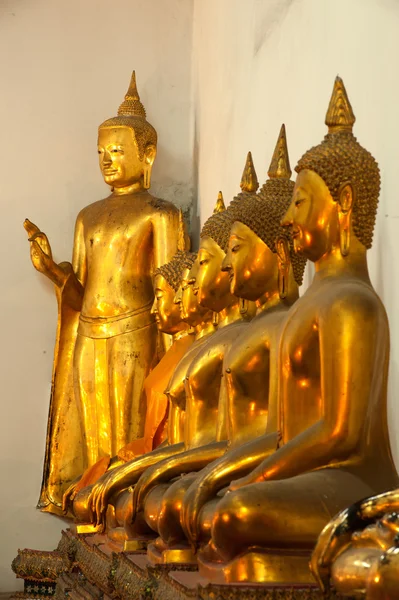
[195,77,399,585]
[24,71,184,515]
[71,251,215,535]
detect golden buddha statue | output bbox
[191,77,398,585]
[137,126,306,561]
[81,188,255,538]
[71,252,216,535]
[24,72,185,515]
[129,173,266,559]
[310,488,399,596]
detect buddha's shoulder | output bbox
[75,198,108,222]
[319,279,386,320]
[146,194,180,217]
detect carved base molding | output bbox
[11,530,347,600]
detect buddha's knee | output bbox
[158,475,198,545]
[198,497,219,543]
[114,489,133,525]
[143,483,171,534]
[212,491,256,560]
[73,485,94,523]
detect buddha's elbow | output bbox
[327,427,358,460]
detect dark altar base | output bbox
[11,530,344,600]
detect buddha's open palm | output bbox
[24,219,56,279]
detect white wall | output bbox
[193,0,399,461]
[0,0,194,590]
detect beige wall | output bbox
[0,0,194,590]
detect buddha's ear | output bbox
[337,182,354,256]
[338,182,354,214]
[276,237,290,266]
[276,237,290,299]
[144,143,157,166]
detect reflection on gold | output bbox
[194,77,398,586]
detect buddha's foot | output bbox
[147,536,197,565]
[197,543,315,585]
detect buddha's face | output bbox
[98,126,150,189]
[282,169,339,262]
[151,274,183,334]
[177,261,209,326]
[223,221,277,301]
[196,236,232,313]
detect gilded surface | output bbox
[191,77,398,585]
[24,72,184,514]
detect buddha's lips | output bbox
[292,228,301,238]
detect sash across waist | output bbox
[78,302,155,339]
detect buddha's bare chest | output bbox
[280,294,323,382]
[83,202,151,257]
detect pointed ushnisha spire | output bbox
[177,209,189,252]
[213,191,226,214]
[267,124,292,179]
[240,151,259,193]
[325,76,356,133]
[118,71,147,119]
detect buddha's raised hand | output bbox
[24,219,60,282]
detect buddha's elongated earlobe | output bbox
[276,237,290,299]
[338,182,354,257]
[239,297,248,315]
[143,165,151,189]
[143,143,156,190]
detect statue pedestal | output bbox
[11,530,344,599]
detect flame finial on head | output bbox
[240,152,259,193]
[117,71,147,119]
[325,76,356,133]
[213,191,226,214]
[268,124,292,179]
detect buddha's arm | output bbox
[182,432,278,544]
[152,206,182,269]
[167,401,185,444]
[133,441,228,516]
[89,441,184,527]
[230,297,382,490]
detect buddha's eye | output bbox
[199,259,208,266]
[295,198,304,207]
[112,149,119,153]
[231,245,240,253]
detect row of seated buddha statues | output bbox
[25,70,399,593]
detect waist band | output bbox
[78,302,155,339]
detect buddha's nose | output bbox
[281,203,294,227]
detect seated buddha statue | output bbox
[135,126,306,561]
[310,487,399,597]
[23,71,184,515]
[85,186,257,540]
[71,251,215,535]
[192,77,399,585]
